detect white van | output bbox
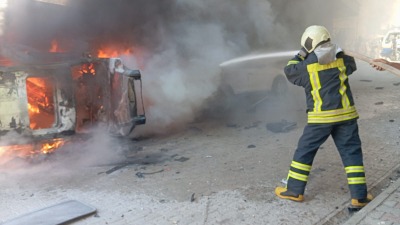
[380,28,400,61]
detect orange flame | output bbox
[0,138,66,160]
[28,103,40,114]
[49,40,65,53]
[97,47,132,58]
[40,139,65,154]
[26,77,55,130]
[79,63,96,75]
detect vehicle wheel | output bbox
[217,85,236,110]
[271,75,288,97]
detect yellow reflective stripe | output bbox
[307,58,352,113]
[308,111,359,123]
[345,166,365,174]
[337,62,351,108]
[288,170,308,182]
[307,106,357,117]
[287,60,300,65]
[307,106,359,123]
[309,71,322,112]
[348,177,366,185]
[291,161,311,172]
[307,59,345,72]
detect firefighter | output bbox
[275,25,372,208]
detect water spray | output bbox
[220,50,400,77]
[219,50,297,67]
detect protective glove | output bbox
[297,47,308,58]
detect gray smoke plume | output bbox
[4,0,397,136]
[1,0,399,172]
[3,0,294,135]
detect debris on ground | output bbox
[266,120,297,133]
[226,123,239,128]
[1,200,96,225]
[174,156,190,162]
[190,193,195,202]
[374,101,384,105]
[104,164,130,175]
[244,121,261,129]
[135,169,165,178]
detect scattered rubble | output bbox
[135,169,164,178]
[266,120,297,133]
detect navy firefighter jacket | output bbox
[284,48,358,124]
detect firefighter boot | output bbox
[351,193,374,208]
[275,187,304,202]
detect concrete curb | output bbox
[343,177,400,225]
[317,163,400,225]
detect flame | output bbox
[97,47,132,58]
[49,39,65,53]
[0,138,66,161]
[0,144,35,159]
[26,77,55,130]
[79,63,96,75]
[96,46,145,70]
[40,138,65,154]
[28,103,40,114]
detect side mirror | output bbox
[123,69,141,80]
[134,115,146,125]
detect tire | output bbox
[217,85,235,111]
[271,75,288,97]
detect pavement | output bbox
[344,177,400,225]
[1,64,400,225]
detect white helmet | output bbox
[301,25,331,53]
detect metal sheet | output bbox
[1,200,96,225]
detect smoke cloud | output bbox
[2,0,295,135]
[1,0,400,170]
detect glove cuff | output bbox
[298,47,308,58]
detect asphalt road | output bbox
[1,62,400,225]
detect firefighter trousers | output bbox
[286,119,368,199]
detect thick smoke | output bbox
[4,0,400,136]
[2,0,399,171]
[0,0,293,171]
[136,1,290,133]
[3,0,293,135]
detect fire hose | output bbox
[344,50,400,77]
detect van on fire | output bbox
[0,48,146,157]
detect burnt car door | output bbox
[109,58,145,136]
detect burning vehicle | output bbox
[0,0,150,163]
[0,45,146,160]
